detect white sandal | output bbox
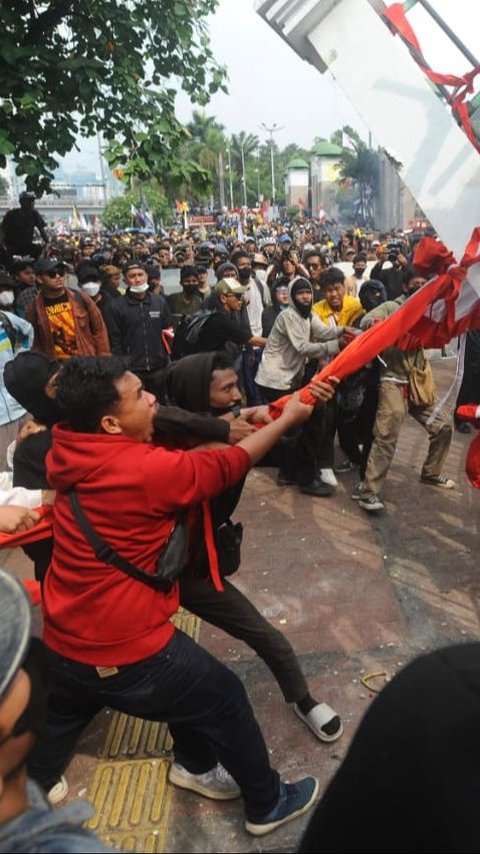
[294,702,343,743]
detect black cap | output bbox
[33,258,66,275]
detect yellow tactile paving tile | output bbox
[86,609,200,852]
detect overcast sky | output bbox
[61,0,476,176]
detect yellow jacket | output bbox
[313,294,364,328]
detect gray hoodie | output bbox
[255,277,344,391]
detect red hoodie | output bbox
[43,425,251,665]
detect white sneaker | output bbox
[47,775,69,805]
[168,761,241,800]
[320,468,338,487]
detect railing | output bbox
[0,196,106,208]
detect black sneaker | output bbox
[245,777,319,836]
[358,494,385,512]
[277,470,298,486]
[299,478,333,497]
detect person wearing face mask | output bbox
[343,252,372,297]
[231,250,271,405]
[357,265,455,512]
[77,266,111,322]
[252,253,269,287]
[0,570,112,851]
[167,265,203,317]
[106,262,172,401]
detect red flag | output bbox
[397,229,480,350]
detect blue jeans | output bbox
[28,630,280,821]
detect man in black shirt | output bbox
[195,279,266,359]
[0,193,48,261]
[106,262,171,400]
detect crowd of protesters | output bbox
[0,193,478,852]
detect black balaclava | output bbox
[359,279,387,313]
[291,277,313,319]
[4,351,61,427]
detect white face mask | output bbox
[81,282,100,298]
[129,283,149,294]
[0,291,14,307]
[255,270,268,284]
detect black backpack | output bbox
[171,310,218,360]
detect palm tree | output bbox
[229,132,260,206]
[187,110,225,144]
[182,112,228,205]
[230,131,259,175]
[332,126,379,225]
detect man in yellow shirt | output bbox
[312,268,364,482]
[313,267,364,328]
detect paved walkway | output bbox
[12,358,480,852]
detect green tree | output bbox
[1,1,226,195]
[186,112,228,205]
[102,184,168,229]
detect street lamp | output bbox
[255,148,261,206]
[240,141,247,208]
[225,146,234,209]
[260,123,283,205]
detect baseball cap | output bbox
[33,258,66,275]
[278,234,292,244]
[216,278,248,296]
[252,253,268,267]
[0,570,32,701]
[124,261,146,274]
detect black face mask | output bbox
[12,638,49,739]
[183,285,199,297]
[238,267,252,283]
[354,267,365,278]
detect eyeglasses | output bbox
[45,271,64,278]
[226,292,242,299]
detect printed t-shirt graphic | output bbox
[44,295,77,359]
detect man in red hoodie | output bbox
[28,356,335,837]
